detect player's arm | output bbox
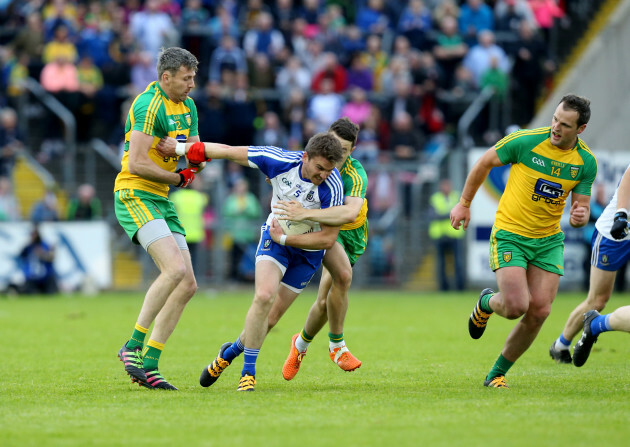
[569,192,590,227]
[185,135,206,171]
[128,130,183,185]
[268,218,340,250]
[274,196,364,226]
[450,146,504,230]
[156,136,250,166]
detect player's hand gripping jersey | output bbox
[494,127,597,238]
[248,146,344,233]
[114,81,199,197]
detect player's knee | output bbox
[253,289,275,307]
[181,273,198,297]
[590,294,611,311]
[335,268,353,289]
[162,262,187,284]
[504,302,529,319]
[526,306,551,326]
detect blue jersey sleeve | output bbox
[319,169,344,209]
[248,146,303,178]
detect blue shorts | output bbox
[255,224,325,293]
[590,228,630,271]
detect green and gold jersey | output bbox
[339,155,368,231]
[494,127,597,238]
[114,81,199,197]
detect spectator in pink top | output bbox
[40,53,79,93]
[340,87,372,126]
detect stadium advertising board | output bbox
[0,221,111,293]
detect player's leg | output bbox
[469,228,530,340]
[279,266,332,381]
[116,217,187,387]
[321,243,361,371]
[237,259,286,390]
[573,305,630,367]
[608,305,630,331]
[485,266,559,387]
[551,231,630,361]
[550,266,616,362]
[141,236,197,390]
[293,244,348,354]
[479,265,531,388]
[268,284,305,332]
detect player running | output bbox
[450,94,597,388]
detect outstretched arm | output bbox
[156,137,250,167]
[450,146,504,230]
[274,196,364,226]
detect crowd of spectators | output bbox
[0,0,566,280]
[0,0,562,161]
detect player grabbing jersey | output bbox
[156,132,345,391]
[114,47,201,391]
[268,117,368,379]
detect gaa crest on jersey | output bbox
[185,114,191,126]
[570,166,579,179]
[503,251,512,263]
[306,191,314,202]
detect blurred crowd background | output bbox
[0,0,611,291]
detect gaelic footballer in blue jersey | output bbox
[156,132,344,391]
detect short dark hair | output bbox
[329,117,360,147]
[157,47,199,79]
[560,94,591,127]
[304,132,344,164]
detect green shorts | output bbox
[338,220,368,266]
[489,226,565,275]
[114,189,185,244]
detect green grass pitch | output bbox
[2,289,630,446]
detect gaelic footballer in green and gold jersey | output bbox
[493,126,597,238]
[450,94,596,389]
[338,154,368,265]
[113,47,200,391]
[114,80,199,198]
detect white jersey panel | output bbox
[595,164,630,241]
[246,146,343,231]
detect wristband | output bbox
[459,197,472,208]
[279,235,287,246]
[175,143,186,156]
[616,208,628,216]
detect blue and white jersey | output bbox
[248,146,344,231]
[596,164,630,241]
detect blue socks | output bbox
[242,348,259,376]
[590,314,612,337]
[557,334,571,348]
[222,337,244,363]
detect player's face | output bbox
[331,131,354,169]
[162,66,196,103]
[302,154,336,185]
[549,102,586,150]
